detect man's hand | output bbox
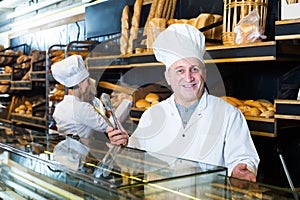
[231,163,256,182]
[106,126,128,146]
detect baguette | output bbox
[244,100,262,108]
[162,0,170,18]
[170,0,177,19]
[154,0,165,18]
[224,96,243,106]
[120,5,130,55]
[165,0,172,20]
[260,110,275,118]
[128,0,143,54]
[221,96,237,107]
[143,0,158,36]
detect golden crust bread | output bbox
[145,93,159,103]
[244,100,262,108]
[250,107,262,117]
[260,110,275,118]
[225,96,243,106]
[136,99,151,108]
[221,96,237,107]
[238,105,251,113]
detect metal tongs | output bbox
[93,93,122,178]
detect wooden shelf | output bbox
[275,19,300,40]
[87,41,300,70]
[11,113,46,129]
[275,99,300,120]
[10,81,32,90]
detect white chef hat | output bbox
[51,55,89,87]
[153,24,206,70]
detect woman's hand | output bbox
[106,126,128,146]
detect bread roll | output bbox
[145,93,159,103]
[136,99,151,108]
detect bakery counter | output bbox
[0,124,298,199]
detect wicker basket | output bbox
[222,0,268,45]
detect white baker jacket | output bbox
[129,91,260,176]
[53,95,108,138]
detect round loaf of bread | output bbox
[136,99,151,108]
[145,93,159,103]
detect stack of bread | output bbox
[49,84,65,102]
[221,96,275,118]
[120,0,178,54]
[14,100,33,116]
[167,13,223,40]
[49,50,65,65]
[135,93,160,109]
[120,0,223,55]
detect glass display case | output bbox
[0,124,299,199]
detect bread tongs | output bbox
[93,93,122,178]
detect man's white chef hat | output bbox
[153,24,206,70]
[51,55,89,87]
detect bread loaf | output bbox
[211,15,223,40]
[194,13,214,38]
[120,5,130,55]
[165,0,172,20]
[143,0,158,36]
[128,0,143,54]
[170,0,177,19]
[154,0,165,18]
[136,99,151,108]
[145,93,159,103]
[244,100,262,108]
[147,18,166,51]
[162,0,170,18]
[260,110,275,118]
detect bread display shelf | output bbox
[0,73,11,81]
[245,116,277,137]
[275,99,300,120]
[205,41,300,63]
[130,107,146,119]
[275,18,300,40]
[98,81,135,94]
[87,53,160,69]
[87,41,300,69]
[11,113,46,129]
[30,71,46,81]
[10,81,32,90]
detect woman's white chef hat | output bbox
[51,55,89,87]
[153,24,205,70]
